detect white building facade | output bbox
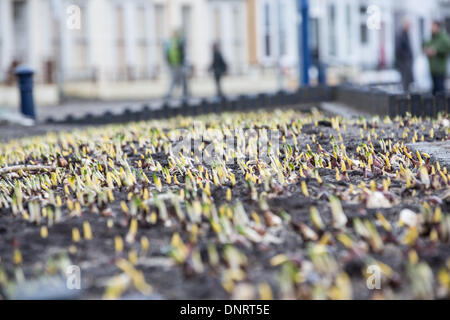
[310,0,441,70]
[0,0,448,88]
[0,0,253,84]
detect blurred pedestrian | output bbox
[423,21,450,95]
[312,48,326,85]
[395,20,414,92]
[165,30,189,100]
[209,43,227,98]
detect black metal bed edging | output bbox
[45,85,336,125]
[45,85,449,125]
[335,84,450,118]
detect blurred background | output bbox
[1,0,450,109]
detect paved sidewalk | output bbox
[36,99,157,122]
[320,102,371,119]
[0,106,34,126]
[21,97,203,123]
[4,96,368,126]
[408,141,450,169]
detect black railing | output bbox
[336,84,450,118]
[46,85,449,125]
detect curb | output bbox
[43,85,449,125]
[44,86,336,125]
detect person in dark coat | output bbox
[209,43,227,98]
[395,20,414,93]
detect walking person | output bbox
[209,43,227,98]
[395,20,414,92]
[423,21,450,95]
[165,30,189,100]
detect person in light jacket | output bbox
[165,30,189,100]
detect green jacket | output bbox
[424,31,450,76]
[165,37,185,67]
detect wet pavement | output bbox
[408,141,450,169]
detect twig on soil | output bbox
[0,165,56,176]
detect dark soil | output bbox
[0,109,449,300]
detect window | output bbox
[264,2,271,57]
[68,2,90,79]
[360,6,368,45]
[328,4,336,56]
[360,25,368,44]
[346,4,352,54]
[12,0,28,62]
[135,6,149,79]
[445,17,450,35]
[115,5,126,79]
[0,41,2,81]
[182,5,192,62]
[0,6,3,78]
[419,17,425,46]
[310,17,319,57]
[232,5,243,73]
[154,4,166,73]
[279,2,287,57]
[214,8,222,43]
[50,4,60,62]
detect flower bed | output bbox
[0,109,449,299]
